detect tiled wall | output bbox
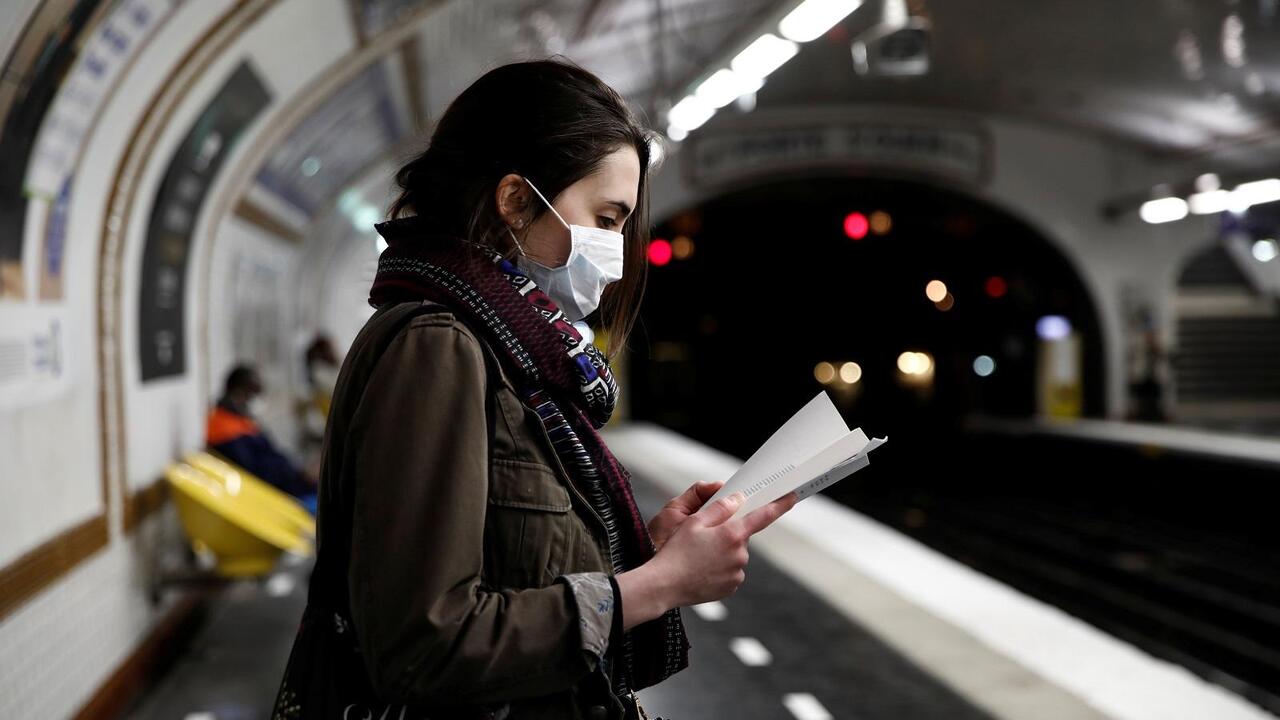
[0,511,181,718]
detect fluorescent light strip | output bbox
[1188,189,1231,215]
[732,33,800,83]
[1231,178,1280,207]
[780,0,864,43]
[696,68,765,109]
[668,94,715,133]
[1139,197,1188,224]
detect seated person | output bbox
[206,364,318,514]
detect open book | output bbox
[705,392,887,517]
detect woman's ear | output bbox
[495,173,531,229]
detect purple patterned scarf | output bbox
[369,217,689,691]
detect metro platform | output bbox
[125,424,1277,720]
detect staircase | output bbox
[1174,244,1280,431]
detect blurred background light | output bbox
[695,68,764,109]
[1188,189,1231,214]
[985,276,1008,298]
[779,0,864,43]
[897,351,933,376]
[672,235,695,260]
[814,361,836,384]
[973,355,996,377]
[1231,178,1280,210]
[844,211,869,240]
[1139,196,1188,224]
[352,204,380,231]
[840,361,863,384]
[1036,315,1072,341]
[1195,173,1221,192]
[668,94,715,134]
[869,210,892,235]
[731,33,799,81]
[649,238,673,266]
[1253,238,1278,263]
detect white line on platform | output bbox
[728,637,773,666]
[782,693,833,720]
[690,601,728,621]
[265,573,295,597]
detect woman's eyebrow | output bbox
[606,200,633,217]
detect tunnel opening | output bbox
[629,174,1106,460]
[627,176,1280,712]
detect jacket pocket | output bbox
[485,458,574,589]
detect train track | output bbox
[830,432,1280,716]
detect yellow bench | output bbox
[165,460,313,578]
[185,451,316,540]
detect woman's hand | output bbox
[616,490,798,630]
[648,481,723,551]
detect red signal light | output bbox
[843,212,869,240]
[649,238,673,266]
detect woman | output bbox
[273,59,795,720]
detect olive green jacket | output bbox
[321,301,628,719]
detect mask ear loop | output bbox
[508,178,572,268]
[507,226,528,257]
[523,178,572,231]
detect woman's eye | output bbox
[598,216,617,229]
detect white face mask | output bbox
[248,397,267,418]
[509,178,625,322]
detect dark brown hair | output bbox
[388,59,653,357]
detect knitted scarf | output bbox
[368,217,689,692]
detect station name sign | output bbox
[687,123,990,188]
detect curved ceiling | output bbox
[6,0,1280,239]
[750,0,1280,161]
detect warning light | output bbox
[843,212,869,240]
[973,355,996,377]
[839,362,863,384]
[1036,315,1072,341]
[648,239,673,266]
[869,210,892,235]
[814,362,836,384]
[985,276,1008,298]
[672,235,695,260]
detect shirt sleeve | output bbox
[559,572,619,663]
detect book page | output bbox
[734,431,885,516]
[705,392,849,508]
[791,436,887,502]
[703,391,888,518]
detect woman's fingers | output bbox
[665,480,724,514]
[696,492,744,527]
[692,481,723,505]
[740,492,798,536]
